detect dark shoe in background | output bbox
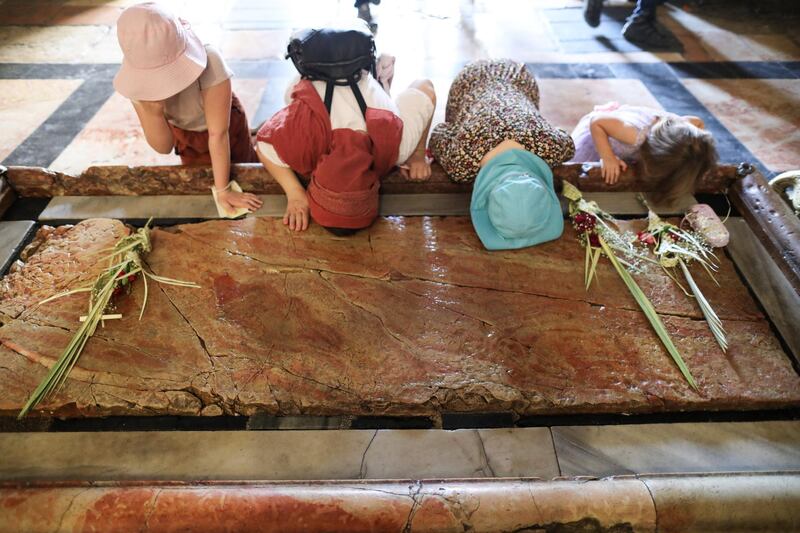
[583,0,604,27]
[622,12,682,50]
[356,0,379,33]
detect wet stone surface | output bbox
[0,217,798,418]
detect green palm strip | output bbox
[599,237,698,390]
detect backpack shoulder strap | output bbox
[324,81,335,114]
[348,76,368,118]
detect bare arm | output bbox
[256,147,309,231]
[202,79,233,191]
[399,122,433,181]
[589,115,638,184]
[131,100,174,154]
[399,80,436,182]
[203,80,262,212]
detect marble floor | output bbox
[0,0,798,176]
[0,1,799,524]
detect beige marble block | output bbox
[0,79,83,162]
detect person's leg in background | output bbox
[355,0,380,22]
[622,0,677,49]
[583,0,604,28]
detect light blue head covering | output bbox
[470,149,564,251]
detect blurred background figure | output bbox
[355,0,381,22]
[583,0,676,49]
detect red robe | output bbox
[257,79,403,228]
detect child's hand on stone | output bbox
[600,154,627,184]
[284,192,309,231]
[217,189,263,213]
[399,153,432,182]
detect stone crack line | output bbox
[276,364,361,399]
[637,475,660,532]
[402,480,424,533]
[140,487,164,533]
[11,314,201,375]
[174,228,760,324]
[53,487,91,533]
[474,430,496,477]
[359,429,379,479]
[0,337,188,390]
[147,271,216,371]
[316,271,422,359]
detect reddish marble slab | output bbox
[0,479,658,533]
[0,217,797,419]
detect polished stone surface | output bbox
[0,217,797,419]
[641,473,800,533]
[725,217,800,364]
[681,78,800,171]
[0,79,82,162]
[553,421,800,477]
[0,478,659,533]
[0,428,559,481]
[0,220,34,274]
[49,79,267,174]
[37,192,695,221]
[539,78,663,132]
[2,0,799,176]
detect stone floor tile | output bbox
[0,25,111,63]
[220,29,294,60]
[0,220,34,274]
[49,92,176,174]
[0,79,82,163]
[80,25,124,63]
[0,1,64,25]
[361,428,559,479]
[231,78,268,126]
[538,78,663,132]
[51,5,124,26]
[0,428,561,481]
[553,421,800,477]
[49,77,266,174]
[477,428,561,478]
[0,430,375,481]
[642,473,800,533]
[691,31,800,62]
[680,78,800,171]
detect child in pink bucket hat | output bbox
[115,2,262,214]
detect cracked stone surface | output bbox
[0,217,798,418]
[0,479,660,532]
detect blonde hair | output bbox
[639,118,718,205]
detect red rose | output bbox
[573,212,597,233]
[588,233,601,247]
[128,274,136,283]
[112,286,123,297]
[637,231,656,245]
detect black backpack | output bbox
[286,20,376,118]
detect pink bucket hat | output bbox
[113,2,207,101]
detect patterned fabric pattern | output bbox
[429,59,575,183]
